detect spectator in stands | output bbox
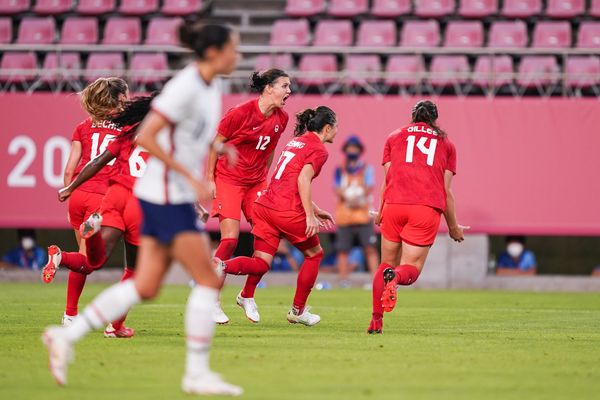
[334,135,379,285]
[496,235,537,275]
[1,229,47,270]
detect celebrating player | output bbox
[42,22,242,395]
[367,100,468,334]
[214,106,337,326]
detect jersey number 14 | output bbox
[406,135,437,166]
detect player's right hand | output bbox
[58,187,72,202]
[449,224,470,242]
[305,214,319,238]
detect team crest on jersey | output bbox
[274,125,279,133]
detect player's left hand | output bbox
[315,209,335,230]
[449,224,470,242]
[58,187,72,202]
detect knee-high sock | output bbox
[65,271,87,316]
[85,232,106,268]
[214,238,238,260]
[111,267,135,330]
[393,264,420,285]
[371,263,393,319]
[292,251,323,314]
[185,285,218,378]
[224,257,270,299]
[62,279,141,344]
[61,252,93,274]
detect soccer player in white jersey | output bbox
[42,22,242,396]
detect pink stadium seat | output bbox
[472,55,514,87]
[545,0,584,18]
[254,54,294,71]
[357,20,396,47]
[145,17,182,46]
[371,0,411,17]
[34,0,73,15]
[270,19,310,46]
[400,20,440,48]
[577,22,600,49]
[532,21,571,49]
[297,55,337,85]
[102,17,141,45]
[592,0,600,17]
[488,21,528,48]
[415,0,455,17]
[565,56,600,88]
[41,52,81,83]
[0,0,30,15]
[76,0,116,15]
[458,0,497,17]
[0,52,36,84]
[384,55,424,86]
[314,20,353,47]
[285,0,326,17]
[0,17,11,43]
[345,55,381,85]
[429,55,470,87]
[130,53,168,84]
[444,21,483,48]
[328,0,368,17]
[501,0,541,17]
[85,53,125,81]
[517,56,559,87]
[16,17,55,44]
[119,0,159,15]
[161,0,202,16]
[60,17,98,45]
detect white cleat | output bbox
[79,212,102,240]
[236,293,260,323]
[287,306,321,326]
[61,314,74,327]
[214,301,230,325]
[182,372,243,396]
[42,326,74,386]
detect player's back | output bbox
[107,132,149,190]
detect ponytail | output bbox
[79,77,128,122]
[110,92,158,139]
[294,106,336,136]
[411,100,446,138]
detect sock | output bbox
[393,264,420,285]
[61,252,94,274]
[111,267,135,330]
[63,279,141,343]
[292,251,323,314]
[224,257,270,276]
[85,232,106,268]
[371,263,392,318]
[240,275,264,299]
[185,285,218,378]
[65,271,87,316]
[214,238,238,260]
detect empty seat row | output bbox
[0,0,202,16]
[271,19,600,49]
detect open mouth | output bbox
[282,94,290,105]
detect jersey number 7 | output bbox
[274,151,295,180]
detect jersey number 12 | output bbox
[256,135,271,151]
[406,135,437,166]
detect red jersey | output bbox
[382,122,457,212]
[72,118,121,194]
[216,98,289,186]
[257,133,328,213]
[106,133,149,190]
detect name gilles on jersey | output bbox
[407,125,438,136]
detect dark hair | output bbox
[411,100,446,138]
[506,235,526,244]
[342,135,364,153]
[294,106,336,136]
[17,228,36,240]
[250,69,289,93]
[110,92,159,139]
[178,22,232,59]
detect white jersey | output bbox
[134,64,222,204]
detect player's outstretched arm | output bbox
[443,170,469,242]
[58,149,116,202]
[63,141,82,187]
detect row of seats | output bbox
[0,16,181,45]
[0,0,202,16]
[286,0,600,18]
[271,19,600,49]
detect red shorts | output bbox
[211,177,267,224]
[68,189,103,230]
[380,203,441,246]
[100,184,142,246]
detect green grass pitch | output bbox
[1,282,599,400]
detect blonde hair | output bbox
[79,77,129,122]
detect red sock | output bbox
[65,271,87,316]
[215,238,238,260]
[241,275,264,299]
[61,251,94,274]
[111,267,135,330]
[393,264,420,285]
[224,257,270,275]
[371,263,392,318]
[292,251,323,314]
[85,232,106,268]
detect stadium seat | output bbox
[145,17,182,46]
[428,55,470,87]
[130,53,168,85]
[472,55,514,87]
[577,22,600,49]
[591,0,600,17]
[313,20,353,47]
[532,21,571,49]
[41,52,81,84]
[488,21,528,48]
[400,20,440,48]
[254,54,294,71]
[16,17,55,44]
[76,0,116,15]
[0,52,37,85]
[384,55,424,86]
[501,0,541,17]
[60,17,98,45]
[102,17,141,45]
[161,0,202,16]
[457,0,498,17]
[269,19,310,46]
[0,0,29,15]
[328,0,368,17]
[565,56,600,88]
[415,0,455,17]
[545,0,584,18]
[119,0,159,15]
[517,56,559,88]
[285,0,326,17]
[85,53,125,81]
[345,55,381,85]
[371,0,411,17]
[0,17,11,43]
[34,0,73,15]
[443,21,484,48]
[297,55,337,86]
[356,20,396,47]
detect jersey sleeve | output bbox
[151,73,193,124]
[306,149,329,178]
[382,137,392,165]
[217,107,243,139]
[445,140,457,175]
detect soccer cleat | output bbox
[286,306,321,326]
[79,212,102,240]
[367,317,383,334]
[42,326,74,386]
[381,267,397,313]
[236,293,260,323]
[62,313,74,327]
[42,245,62,283]
[214,301,230,325]
[103,324,135,338]
[182,372,243,396]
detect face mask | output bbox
[346,152,360,161]
[21,237,35,251]
[506,242,524,258]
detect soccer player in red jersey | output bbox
[214,106,337,326]
[206,69,292,323]
[367,100,469,334]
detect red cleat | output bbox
[104,324,135,338]
[367,317,383,334]
[381,267,397,312]
[42,245,62,284]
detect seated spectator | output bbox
[1,229,47,270]
[496,235,537,276]
[271,240,303,272]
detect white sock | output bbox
[63,280,141,343]
[185,285,218,378]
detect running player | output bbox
[367,100,468,334]
[214,106,337,326]
[206,69,291,323]
[42,22,242,395]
